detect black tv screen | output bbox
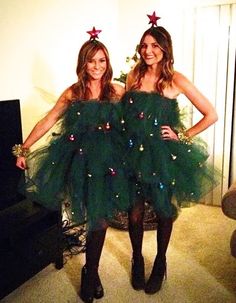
[0,100,25,210]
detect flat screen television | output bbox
[0,99,25,210]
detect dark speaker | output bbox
[0,100,25,210]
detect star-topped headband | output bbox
[86,26,102,40]
[147,11,161,27]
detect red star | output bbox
[86,26,102,40]
[147,11,161,27]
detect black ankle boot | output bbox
[79,266,94,303]
[131,255,145,290]
[94,271,104,299]
[145,256,167,294]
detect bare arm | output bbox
[172,71,218,138]
[16,87,72,169]
[162,72,218,141]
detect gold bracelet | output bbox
[177,131,193,145]
[12,144,30,157]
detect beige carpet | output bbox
[1,204,236,303]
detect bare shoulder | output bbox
[127,69,136,79]
[57,86,74,104]
[126,69,136,90]
[112,82,125,101]
[172,71,215,113]
[172,71,193,93]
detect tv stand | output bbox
[0,198,63,299]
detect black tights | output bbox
[128,201,173,260]
[128,201,145,259]
[85,219,108,272]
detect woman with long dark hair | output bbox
[13,28,128,303]
[123,12,219,295]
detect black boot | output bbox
[94,270,104,299]
[79,266,94,303]
[145,256,167,294]
[131,255,145,290]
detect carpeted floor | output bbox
[1,204,236,303]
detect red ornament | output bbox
[147,11,161,27]
[104,122,111,130]
[109,168,117,176]
[64,201,71,208]
[69,134,75,141]
[138,112,145,119]
[86,26,102,40]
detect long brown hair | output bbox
[131,26,174,94]
[71,40,116,100]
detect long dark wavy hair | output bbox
[130,26,174,94]
[71,40,116,101]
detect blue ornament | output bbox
[128,139,134,147]
[159,182,164,189]
[154,118,158,126]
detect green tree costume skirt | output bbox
[122,91,220,218]
[20,93,220,227]
[20,100,129,229]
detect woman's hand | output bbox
[16,156,27,170]
[161,125,178,141]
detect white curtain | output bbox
[184,3,236,205]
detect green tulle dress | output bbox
[122,91,220,218]
[21,100,129,229]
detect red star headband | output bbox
[86,26,102,40]
[147,11,161,27]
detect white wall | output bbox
[0,0,191,102]
[0,0,235,153]
[0,0,120,144]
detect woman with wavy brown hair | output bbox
[14,29,128,303]
[130,26,174,93]
[73,40,116,100]
[123,13,219,295]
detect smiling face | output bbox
[140,34,164,67]
[86,49,107,81]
